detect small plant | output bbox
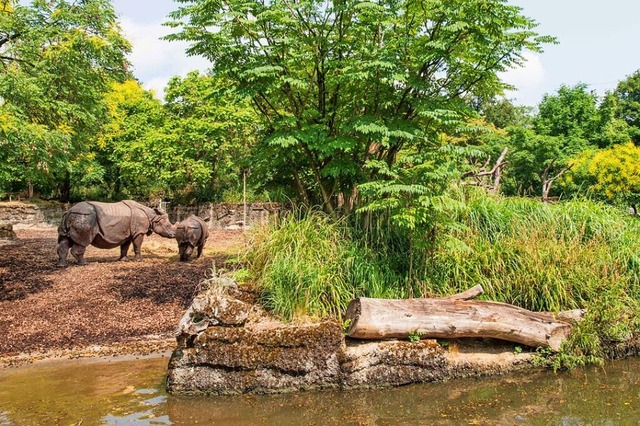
[513,345,523,354]
[342,318,352,336]
[408,330,423,343]
[232,268,252,284]
[437,339,450,348]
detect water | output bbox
[2,354,640,425]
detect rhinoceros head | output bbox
[151,208,176,238]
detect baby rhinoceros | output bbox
[175,215,210,261]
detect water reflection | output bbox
[1,355,640,425]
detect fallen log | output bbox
[345,297,572,351]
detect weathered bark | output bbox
[345,297,572,351]
[462,147,509,194]
[541,158,573,203]
[441,284,484,300]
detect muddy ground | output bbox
[0,227,245,367]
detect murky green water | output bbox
[2,354,640,425]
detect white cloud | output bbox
[500,51,545,106]
[120,18,211,99]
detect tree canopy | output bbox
[167,0,554,212]
[613,70,640,144]
[0,0,130,199]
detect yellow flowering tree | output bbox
[568,143,640,202]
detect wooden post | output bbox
[243,169,247,232]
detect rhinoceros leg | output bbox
[56,237,71,267]
[119,240,132,261]
[178,244,188,262]
[70,244,87,265]
[196,243,204,259]
[132,234,144,261]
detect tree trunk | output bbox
[345,297,572,351]
[27,179,33,199]
[60,171,71,203]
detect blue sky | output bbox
[112,0,640,106]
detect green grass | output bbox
[245,193,640,366]
[428,194,640,311]
[244,210,403,320]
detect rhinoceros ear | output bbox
[153,207,164,215]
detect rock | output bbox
[0,222,16,240]
[341,339,446,388]
[167,321,344,395]
[176,276,251,346]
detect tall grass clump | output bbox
[427,190,640,366]
[244,210,403,320]
[428,192,640,311]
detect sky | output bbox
[112,0,640,106]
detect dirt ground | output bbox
[0,227,245,367]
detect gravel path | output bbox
[0,227,244,364]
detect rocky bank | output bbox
[166,276,533,396]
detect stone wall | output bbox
[0,201,281,230]
[0,202,68,228]
[167,202,281,230]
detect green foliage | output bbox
[613,69,640,143]
[244,210,403,320]
[168,0,554,212]
[357,145,468,292]
[246,190,640,368]
[534,84,598,142]
[408,330,423,343]
[87,79,166,200]
[426,190,640,366]
[426,191,640,310]
[502,127,569,196]
[0,0,130,199]
[479,98,533,129]
[92,72,259,203]
[161,71,258,203]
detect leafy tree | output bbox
[0,0,130,199]
[613,70,640,143]
[96,80,166,200]
[592,93,634,148]
[479,97,532,129]
[99,73,259,203]
[161,71,258,203]
[503,127,566,196]
[568,143,640,203]
[167,0,554,213]
[534,84,598,142]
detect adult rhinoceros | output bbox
[56,200,175,267]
